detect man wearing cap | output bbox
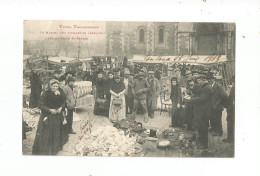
[186,74,212,149]
[132,72,150,123]
[207,74,228,136]
[192,70,199,78]
[61,76,76,134]
[147,71,160,119]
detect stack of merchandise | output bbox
[73,81,94,108]
[75,125,137,156]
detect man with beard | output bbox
[186,74,212,149]
[132,72,150,123]
[207,74,228,136]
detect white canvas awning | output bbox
[131,55,228,64]
[48,56,77,63]
[79,58,93,62]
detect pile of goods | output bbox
[113,118,145,134]
[75,125,138,156]
[73,81,93,108]
[22,108,40,130]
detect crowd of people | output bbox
[25,62,235,154]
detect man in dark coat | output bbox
[223,76,235,143]
[187,75,212,149]
[208,74,228,136]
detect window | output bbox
[139,29,144,43]
[159,28,164,43]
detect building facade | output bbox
[105,22,235,61]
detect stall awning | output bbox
[79,58,93,62]
[131,55,227,64]
[48,56,78,64]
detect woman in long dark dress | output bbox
[170,77,183,127]
[29,70,42,108]
[32,79,66,155]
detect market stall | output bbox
[130,55,234,88]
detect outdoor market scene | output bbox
[23,21,235,157]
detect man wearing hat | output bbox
[61,76,76,134]
[147,71,160,119]
[132,72,150,123]
[207,74,228,136]
[192,70,199,78]
[186,74,212,149]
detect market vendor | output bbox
[131,72,150,123]
[207,74,228,136]
[185,75,212,149]
[32,79,66,155]
[109,75,126,122]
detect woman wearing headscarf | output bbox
[29,70,42,108]
[109,75,126,122]
[170,77,183,127]
[32,79,66,155]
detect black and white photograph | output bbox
[1,0,260,176]
[23,21,235,157]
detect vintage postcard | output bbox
[23,20,235,157]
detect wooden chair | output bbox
[160,90,172,116]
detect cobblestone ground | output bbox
[23,103,234,157]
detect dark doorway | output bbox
[196,23,219,55]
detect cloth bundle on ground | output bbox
[113,118,145,134]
